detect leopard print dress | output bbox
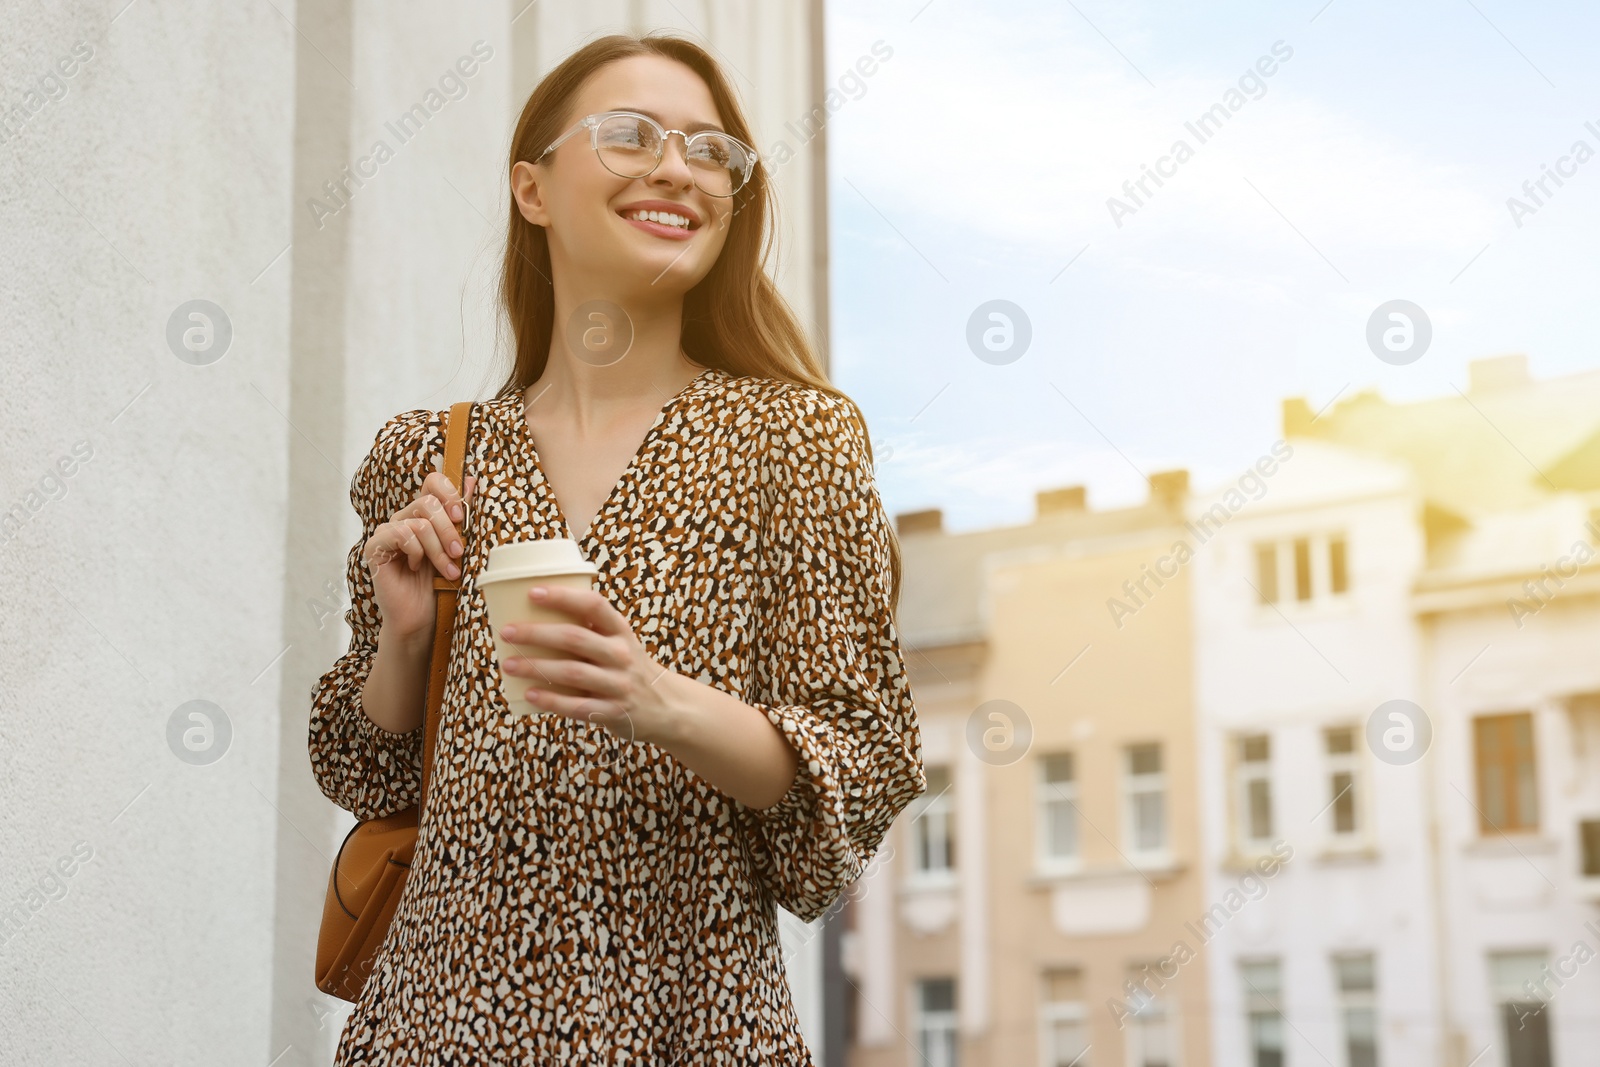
[309,366,925,1065]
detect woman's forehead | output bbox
[575,55,724,129]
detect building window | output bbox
[1293,537,1313,601]
[914,977,959,1067]
[1126,965,1176,1067]
[1241,959,1284,1067]
[1236,734,1274,847]
[1040,968,1089,1067]
[1125,743,1167,857]
[1255,544,1278,604]
[1329,535,1349,593]
[1489,952,1552,1067]
[1474,713,1539,833]
[1581,819,1600,877]
[1324,727,1362,838]
[910,765,956,879]
[1333,954,1379,1067]
[1037,753,1080,869]
[1253,534,1350,605]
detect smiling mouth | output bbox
[618,208,700,233]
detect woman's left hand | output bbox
[497,583,681,745]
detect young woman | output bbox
[308,32,926,1065]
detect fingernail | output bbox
[531,586,548,599]
[447,563,459,578]
[450,540,462,556]
[451,504,462,521]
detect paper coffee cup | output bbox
[479,539,599,718]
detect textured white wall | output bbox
[2,2,825,1065]
[0,1,296,1064]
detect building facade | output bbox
[854,355,1600,1067]
[850,476,1214,1067]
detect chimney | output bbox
[1035,485,1087,517]
[1283,396,1315,436]
[1148,469,1188,510]
[896,508,943,535]
[1469,354,1531,394]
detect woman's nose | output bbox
[652,132,694,184]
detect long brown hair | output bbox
[495,32,902,611]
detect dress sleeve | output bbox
[739,388,927,923]
[307,407,440,822]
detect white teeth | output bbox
[627,209,690,229]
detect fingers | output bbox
[527,585,625,636]
[421,470,473,526]
[402,471,478,579]
[402,513,454,577]
[365,468,481,579]
[503,620,621,666]
[364,519,423,575]
[411,495,463,578]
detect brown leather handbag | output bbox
[314,400,473,1003]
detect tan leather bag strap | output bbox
[418,401,473,821]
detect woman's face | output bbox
[513,55,737,299]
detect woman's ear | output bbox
[510,160,548,227]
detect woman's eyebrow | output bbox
[622,107,725,134]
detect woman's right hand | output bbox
[362,471,478,644]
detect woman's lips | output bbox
[619,213,696,241]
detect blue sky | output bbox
[824,0,1600,531]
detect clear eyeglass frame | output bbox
[536,109,759,198]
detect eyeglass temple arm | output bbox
[537,116,597,161]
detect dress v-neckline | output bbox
[512,366,714,545]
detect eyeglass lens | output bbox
[594,114,751,196]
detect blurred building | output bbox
[859,355,1600,1067]
[1186,430,1441,1067]
[851,475,1214,1067]
[1293,354,1600,1067]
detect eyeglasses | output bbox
[537,110,758,198]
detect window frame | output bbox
[908,764,958,886]
[1123,742,1169,862]
[1038,968,1090,1067]
[1332,953,1379,1067]
[1240,958,1285,1067]
[1125,964,1181,1067]
[1235,733,1275,852]
[913,976,960,1067]
[1473,712,1540,834]
[1323,725,1365,844]
[1251,531,1352,609]
[1488,950,1553,1067]
[1036,752,1082,874]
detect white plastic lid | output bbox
[478,538,599,582]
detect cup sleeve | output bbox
[738,389,927,923]
[307,407,439,822]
